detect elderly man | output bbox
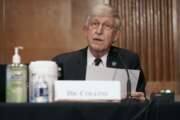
[53,4,146,101]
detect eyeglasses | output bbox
[89,21,115,31]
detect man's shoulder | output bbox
[111,46,138,57]
[52,47,87,62]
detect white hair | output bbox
[85,4,121,31]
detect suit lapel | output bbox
[107,47,125,68]
[78,48,87,80]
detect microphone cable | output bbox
[129,99,154,120]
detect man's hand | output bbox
[131,92,145,102]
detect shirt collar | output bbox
[87,48,108,66]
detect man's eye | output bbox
[92,22,99,26]
[104,24,113,29]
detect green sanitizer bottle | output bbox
[6,46,27,103]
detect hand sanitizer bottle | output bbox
[6,46,27,103]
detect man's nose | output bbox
[95,24,103,34]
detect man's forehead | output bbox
[90,16,115,22]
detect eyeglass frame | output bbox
[88,20,117,31]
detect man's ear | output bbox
[83,25,88,31]
[113,31,120,43]
[83,25,89,38]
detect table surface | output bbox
[0,101,180,120]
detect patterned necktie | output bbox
[94,58,102,66]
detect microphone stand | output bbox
[126,69,132,99]
[122,69,138,104]
[117,52,134,102]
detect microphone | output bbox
[117,53,132,99]
[125,69,131,99]
[111,54,132,99]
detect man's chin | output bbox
[91,47,103,52]
[90,47,107,53]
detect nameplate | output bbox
[54,81,121,102]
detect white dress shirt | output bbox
[87,48,108,67]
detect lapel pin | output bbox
[112,61,117,67]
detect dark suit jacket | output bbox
[53,46,146,93]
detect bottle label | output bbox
[32,78,49,103]
[6,65,27,103]
[6,80,26,102]
[34,87,48,102]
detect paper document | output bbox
[85,66,140,98]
